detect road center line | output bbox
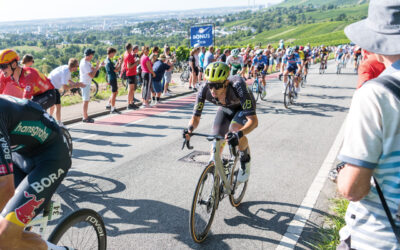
[276,117,346,249]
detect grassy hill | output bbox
[219,2,368,46]
[277,0,368,7]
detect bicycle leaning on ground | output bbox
[24,197,107,250]
[182,132,248,243]
[251,72,267,102]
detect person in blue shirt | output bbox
[198,47,206,82]
[152,54,171,104]
[282,47,301,97]
[251,50,269,97]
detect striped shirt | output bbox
[338,71,400,249]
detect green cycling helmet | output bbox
[204,62,230,83]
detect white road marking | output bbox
[276,117,346,249]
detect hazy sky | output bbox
[0,0,282,22]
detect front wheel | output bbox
[189,163,219,243]
[48,209,107,250]
[283,81,293,109]
[259,82,267,101]
[229,159,248,207]
[251,80,260,102]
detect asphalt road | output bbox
[50,61,357,249]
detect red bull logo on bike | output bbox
[15,191,45,225]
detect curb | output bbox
[63,90,195,126]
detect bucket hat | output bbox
[344,0,400,55]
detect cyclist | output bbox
[0,95,71,250]
[282,47,301,96]
[251,49,268,97]
[302,46,312,80]
[226,49,244,76]
[353,45,362,71]
[320,45,330,69]
[335,45,346,66]
[0,49,56,110]
[184,62,258,183]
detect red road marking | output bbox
[95,94,196,126]
[95,73,280,126]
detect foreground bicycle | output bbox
[251,72,267,102]
[182,132,248,243]
[24,196,107,249]
[283,74,296,109]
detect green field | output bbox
[278,0,366,7]
[12,46,44,52]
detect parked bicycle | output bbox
[180,63,190,83]
[60,78,99,99]
[25,199,107,250]
[182,132,248,243]
[251,72,267,102]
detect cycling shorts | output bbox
[127,75,137,85]
[213,107,251,137]
[1,135,71,227]
[286,65,298,74]
[55,89,61,105]
[31,89,56,110]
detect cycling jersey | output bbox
[283,53,301,66]
[194,75,256,118]
[0,74,23,98]
[226,55,244,75]
[193,75,256,137]
[336,50,345,60]
[0,95,70,227]
[299,51,305,60]
[18,67,55,99]
[252,55,269,69]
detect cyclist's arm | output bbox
[241,114,258,136]
[0,175,14,211]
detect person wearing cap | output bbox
[80,48,104,123]
[152,54,171,104]
[336,1,400,249]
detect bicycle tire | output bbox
[259,82,267,101]
[251,80,260,102]
[283,81,292,109]
[60,127,73,157]
[229,159,248,207]
[189,163,219,243]
[90,80,99,98]
[301,75,306,88]
[48,208,107,250]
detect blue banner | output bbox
[190,25,213,47]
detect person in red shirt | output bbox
[356,49,386,89]
[0,49,55,109]
[123,43,140,110]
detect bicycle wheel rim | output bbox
[229,159,248,207]
[260,83,267,101]
[61,128,73,157]
[189,163,219,243]
[283,82,291,109]
[90,82,99,98]
[48,209,107,250]
[252,82,259,101]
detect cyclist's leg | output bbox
[230,111,251,180]
[0,137,71,250]
[212,107,235,153]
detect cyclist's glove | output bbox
[183,129,190,139]
[261,70,267,75]
[226,131,243,147]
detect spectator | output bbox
[162,45,175,97]
[269,48,276,73]
[336,1,400,249]
[80,48,103,123]
[22,54,34,68]
[356,49,385,89]
[203,46,215,69]
[198,46,206,82]
[188,48,200,90]
[140,46,156,108]
[219,49,230,63]
[152,54,171,104]
[215,48,221,61]
[105,47,122,114]
[48,58,85,126]
[123,43,140,110]
[150,46,160,59]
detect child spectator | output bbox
[105,47,122,114]
[22,54,34,67]
[152,54,171,104]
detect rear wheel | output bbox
[189,163,219,243]
[48,209,107,250]
[259,81,267,101]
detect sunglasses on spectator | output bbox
[0,64,9,70]
[208,82,225,90]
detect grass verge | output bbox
[309,197,349,249]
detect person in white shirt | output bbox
[48,58,85,126]
[79,49,103,123]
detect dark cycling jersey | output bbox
[193,75,256,118]
[0,95,70,227]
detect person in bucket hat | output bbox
[336,1,400,249]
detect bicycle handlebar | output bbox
[181,132,237,156]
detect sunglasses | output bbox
[0,64,9,70]
[208,82,224,90]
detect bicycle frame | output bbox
[25,201,62,236]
